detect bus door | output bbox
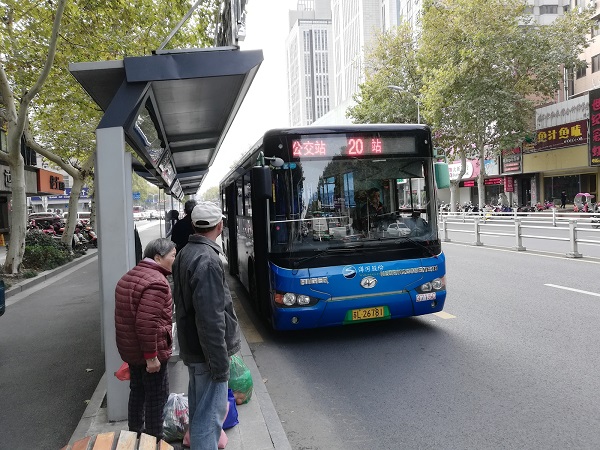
[225,183,239,276]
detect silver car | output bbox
[386,222,411,237]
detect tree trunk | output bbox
[4,156,27,274]
[62,176,84,247]
[89,186,96,230]
[450,181,459,212]
[477,145,486,209]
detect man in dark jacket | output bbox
[170,200,197,253]
[172,201,241,450]
[115,238,176,440]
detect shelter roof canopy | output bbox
[69,47,263,198]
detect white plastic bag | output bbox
[163,393,188,442]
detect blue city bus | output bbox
[220,124,449,330]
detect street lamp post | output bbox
[387,85,421,124]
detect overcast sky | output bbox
[199,1,296,193]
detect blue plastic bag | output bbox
[223,388,239,429]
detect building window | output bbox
[592,20,600,38]
[539,5,558,14]
[593,54,600,73]
[576,63,587,79]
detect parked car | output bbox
[62,211,91,224]
[386,221,411,237]
[29,212,61,222]
[146,209,159,220]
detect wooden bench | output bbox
[61,430,174,450]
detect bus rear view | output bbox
[220,124,447,330]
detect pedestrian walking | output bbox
[114,238,176,440]
[170,200,197,253]
[172,201,241,450]
[561,191,567,209]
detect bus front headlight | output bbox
[283,293,296,306]
[417,277,445,293]
[297,295,311,306]
[274,291,319,307]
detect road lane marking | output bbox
[544,284,600,297]
[433,311,456,319]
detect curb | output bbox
[5,249,98,298]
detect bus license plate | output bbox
[351,306,385,321]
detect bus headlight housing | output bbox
[274,291,319,307]
[416,276,446,293]
[282,293,296,306]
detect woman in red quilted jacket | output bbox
[115,238,176,440]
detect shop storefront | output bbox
[0,164,40,234]
[29,186,90,213]
[444,158,505,206]
[525,119,599,206]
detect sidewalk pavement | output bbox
[4,248,291,450]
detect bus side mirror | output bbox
[434,163,450,189]
[252,166,272,200]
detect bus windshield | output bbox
[269,156,438,253]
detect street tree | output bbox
[346,22,475,210]
[348,22,421,124]
[201,186,220,203]
[418,0,591,209]
[0,0,218,273]
[0,0,67,274]
[347,0,591,212]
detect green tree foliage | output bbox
[348,0,591,210]
[347,22,421,124]
[0,0,219,272]
[201,186,220,202]
[132,172,158,206]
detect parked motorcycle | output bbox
[72,227,88,252]
[82,226,98,248]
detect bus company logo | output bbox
[300,277,329,285]
[380,265,438,277]
[342,265,357,279]
[360,276,377,289]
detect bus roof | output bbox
[262,123,430,138]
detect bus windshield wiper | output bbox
[292,245,363,269]
[393,235,438,258]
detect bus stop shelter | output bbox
[69,46,263,420]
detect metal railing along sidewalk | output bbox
[439,210,600,258]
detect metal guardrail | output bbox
[439,210,600,258]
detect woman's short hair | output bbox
[143,238,176,259]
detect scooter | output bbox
[83,226,98,248]
[72,228,88,252]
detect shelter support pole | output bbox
[96,126,135,421]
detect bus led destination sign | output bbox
[290,134,417,158]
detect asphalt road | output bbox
[238,241,600,449]
[0,258,104,450]
[4,221,599,449]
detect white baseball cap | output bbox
[191,202,225,228]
